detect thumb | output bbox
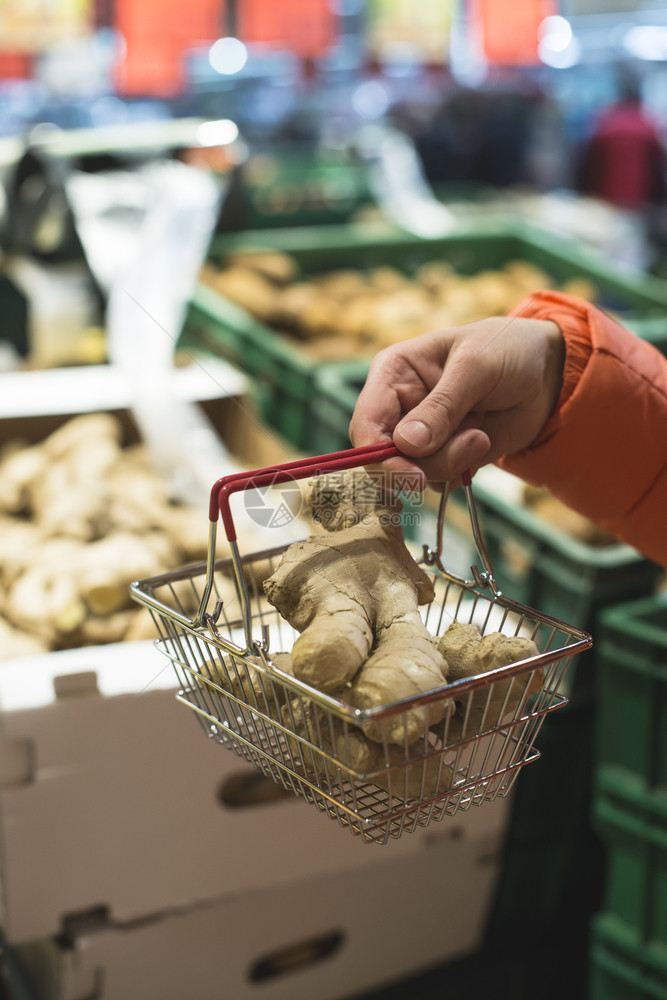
[394,374,478,457]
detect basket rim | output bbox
[132,542,592,724]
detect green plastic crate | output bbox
[221,151,374,232]
[180,282,330,450]
[593,769,667,953]
[463,488,662,649]
[484,699,604,946]
[511,220,667,338]
[590,915,667,999]
[207,220,667,324]
[311,360,368,452]
[625,315,667,356]
[182,221,667,451]
[596,593,667,792]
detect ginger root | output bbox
[345,613,453,745]
[283,695,451,800]
[200,650,294,718]
[373,747,452,800]
[436,622,543,740]
[0,413,222,654]
[0,616,50,659]
[282,695,379,776]
[263,471,451,745]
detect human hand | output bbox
[349,315,565,490]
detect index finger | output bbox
[349,350,437,489]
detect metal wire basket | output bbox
[130,443,592,845]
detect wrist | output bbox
[543,319,566,420]
[510,291,594,414]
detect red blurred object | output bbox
[0,51,32,79]
[579,99,667,211]
[114,0,225,96]
[472,0,557,65]
[238,0,335,58]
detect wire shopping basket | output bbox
[130,443,592,845]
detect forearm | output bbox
[499,292,667,567]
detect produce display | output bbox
[200,248,598,358]
[0,413,216,658]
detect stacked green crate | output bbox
[180,221,667,451]
[310,360,367,453]
[182,282,326,451]
[458,489,662,998]
[595,595,667,792]
[591,593,667,997]
[460,489,663,666]
[590,924,667,1000]
[220,150,375,232]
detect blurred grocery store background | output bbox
[0,2,666,1000]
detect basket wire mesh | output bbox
[130,445,592,845]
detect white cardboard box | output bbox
[24,811,506,1000]
[0,640,513,945]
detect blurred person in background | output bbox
[577,69,666,213]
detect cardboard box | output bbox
[19,813,506,1000]
[0,639,513,945]
[0,359,299,475]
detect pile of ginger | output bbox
[256,471,544,799]
[0,413,215,658]
[200,248,598,360]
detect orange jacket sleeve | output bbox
[499,291,667,568]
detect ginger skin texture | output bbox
[263,472,451,743]
[436,622,543,740]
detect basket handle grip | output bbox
[197,445,492,639]
[211,442,400,541]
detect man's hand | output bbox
[349,315,565,489]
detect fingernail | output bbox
[398,420,432,450]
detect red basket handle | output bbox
[210,442,400,541]
[196,444,484,639]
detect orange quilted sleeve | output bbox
[499,291,667,568]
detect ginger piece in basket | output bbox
[282,695,379,776]
[372,747,452,800]
[284,696,451,800]
[436,623,543,740]
[263,471,451,745]
[345,615,454,745]
[199,650,294,718]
